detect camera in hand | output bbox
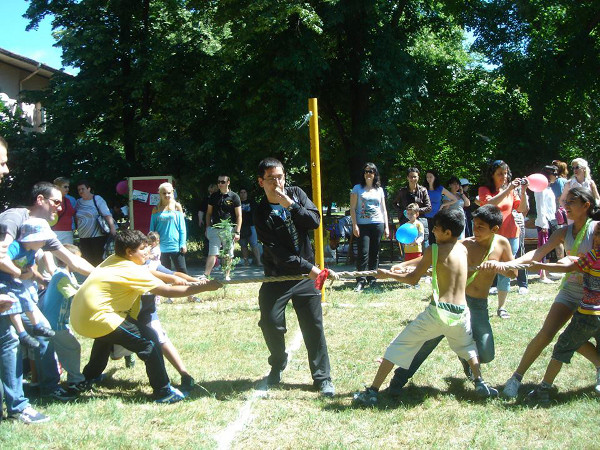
[520,179,529,185]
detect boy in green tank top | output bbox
[353,208,499,406]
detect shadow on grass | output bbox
[322,377,504,412]
[187,378,261,400]
[502,382,600,409]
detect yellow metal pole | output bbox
[308,98,325,301]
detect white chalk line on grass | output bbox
[214,329,304,450]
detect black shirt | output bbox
[208,191,241,225]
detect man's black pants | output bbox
[258,279,331,382]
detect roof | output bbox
[0,47,61,79]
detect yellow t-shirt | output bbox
[404,220,424,254]
[70,254,164,338]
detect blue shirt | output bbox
[39,268,79,330]
[7,241,35,270]
[425,186,444,218]
[149,210,187,253]
[551,178,567,207]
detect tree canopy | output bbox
[0,0,598,212]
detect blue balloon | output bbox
[395,223,419,244]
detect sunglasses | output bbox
[572,165,582,170]
[45,197,62,207]
[364,170,375,174]
[217,180,228,184]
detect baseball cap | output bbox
[18,218,56,243]
[459,178,470,186]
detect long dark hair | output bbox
[426,170,441,190]
[568,186,600,219]
[361,162,381,188]
[485,160,512,192]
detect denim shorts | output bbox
[552,312,600,364]
[553,282,582,312]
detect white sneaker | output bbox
[489,287,498,295]
[225,275,231,281]
[539,278,555,284]
[502,375,521,399]
[9,406,50,424]
[518,287,529,295]
[548,272,563,280]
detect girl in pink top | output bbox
[478,160,528,319]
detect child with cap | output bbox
[0,217,56,349]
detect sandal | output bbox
[497,308,510,319]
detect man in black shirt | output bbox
[204,175,242,280]
[253,157,334,397]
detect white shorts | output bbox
[384,304,478,369]
[207,226,235,257]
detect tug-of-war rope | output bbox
[189,262,533,291]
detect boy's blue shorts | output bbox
[0,276,38,316]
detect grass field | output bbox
[2,276,598,449]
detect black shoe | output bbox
[266,368,283,386]
[354,282,365,293]
[125,354,135,368]
[32,325,55,338]
[19,334,40,349]
[180,374,196,392]
[367,279,377,288]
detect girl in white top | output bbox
[350,162,389,291]
[560,158,600,207]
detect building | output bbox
[0,47,61,132]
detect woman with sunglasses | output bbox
[478,160,528,319]
[350,163,389,292]
[559,158,600,208]
[52,177,77,245]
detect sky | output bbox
[0,1,74,73]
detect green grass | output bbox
[2,278,597,449]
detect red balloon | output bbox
[526,173,549,192]
[116,180,128,195]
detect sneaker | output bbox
[180,374,196,392]
[595,368,600,396]
[474,379,498,398]
[316,379,335,397]
[460,358,474,381]
[502,375,521,399]
[164,298,174,304]
[518,287,529,295]
[352,387,379,406]
[547,272,563,280]
[67,381,90,394]
[155,386,186,404]
[539,278,555,284]
[525,386,550,406]
[489,287,498,295]
[43,386,76,402]
[31,325,55,338]
[266,367,283,386]
[224,275,232,281]
[125,354,135,368]
[367,279,377,289]
[353,281,365,293]
[9,406,50,424]
[19,334,40,349]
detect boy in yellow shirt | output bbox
[71,229,221,403]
